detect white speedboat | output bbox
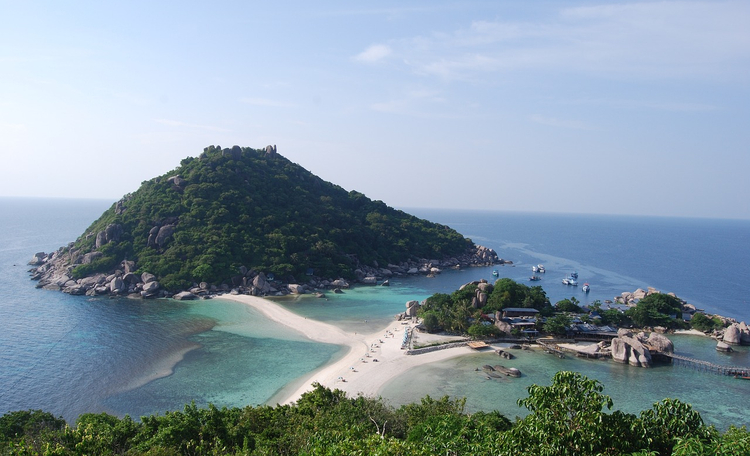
[582,283,590,293]
[537,264,545,273]
[532,265,539,273]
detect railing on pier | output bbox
[658,352,750,377]
[536,339,566,359]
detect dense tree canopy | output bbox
[485,278,552,315]
[626,293,686,329]
[689,313,725,332]
[417,278,553,335]
[2,372,746,455]
[68,146,474,290]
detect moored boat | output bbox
[582,283,590,293]
[492,269,499,277]
[529,275,541,281]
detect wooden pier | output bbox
[659,352,750,377]
[536,339,566,359]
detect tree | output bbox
[421,311,441,333]
[690,313,723,332]
[627,293,684,328]
[600,308,630,327]
[555,297,582,313]
[499,371,640,455]
[543,314,572,336]
[485,278,552,314]
[672,425,750,456]
[467,322,501,338]
[638,398,712,455]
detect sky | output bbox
[1,1,749,219]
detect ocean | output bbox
[1,198,748,429]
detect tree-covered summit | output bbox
[42,145,486,291]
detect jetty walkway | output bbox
[657,352,750,377]
[536,338,566,358]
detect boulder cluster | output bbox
[351,246,507,285]
[614,287,687,306]
[610,329,674,367]
[30,251,166,298]
[614,287,749,346]
[29,243,506,301]
[722,321,750,345]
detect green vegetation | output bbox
[543,313,572,336]
[690,313,725,332]
[625,293,687,329]
[485,278,552,315]
[2,372,746,455]
[555,296,582,313]
[417,278,552,336]
[67,146,474,290]
[419,276,700,341]
[600,307,631,327]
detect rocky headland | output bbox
[614,286,748,346]
[29,244,506,300]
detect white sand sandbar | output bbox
[221,294,473,404]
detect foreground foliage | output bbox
[2,372,747,456]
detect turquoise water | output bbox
[1,197,749,429]
[380,336,750,429]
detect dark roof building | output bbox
[502,308,540,318]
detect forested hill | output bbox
[35,145,492,291]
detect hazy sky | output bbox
[2,1,748,219]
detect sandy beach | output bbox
[221,294,473,404]
[674,329,710,337]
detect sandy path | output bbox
[220,294,473,404]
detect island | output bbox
[28,145,505,298]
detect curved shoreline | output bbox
[219,294,473,404]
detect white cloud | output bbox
[353,44,392,63]
[384,1,750,82]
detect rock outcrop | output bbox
[723,322,749,345]
[405,300,420,318]
[644,332,674,354]
[173,291,198,300]
[611,329,653,367]
[95,224,123,249]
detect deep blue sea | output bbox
[1,198,748,429]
